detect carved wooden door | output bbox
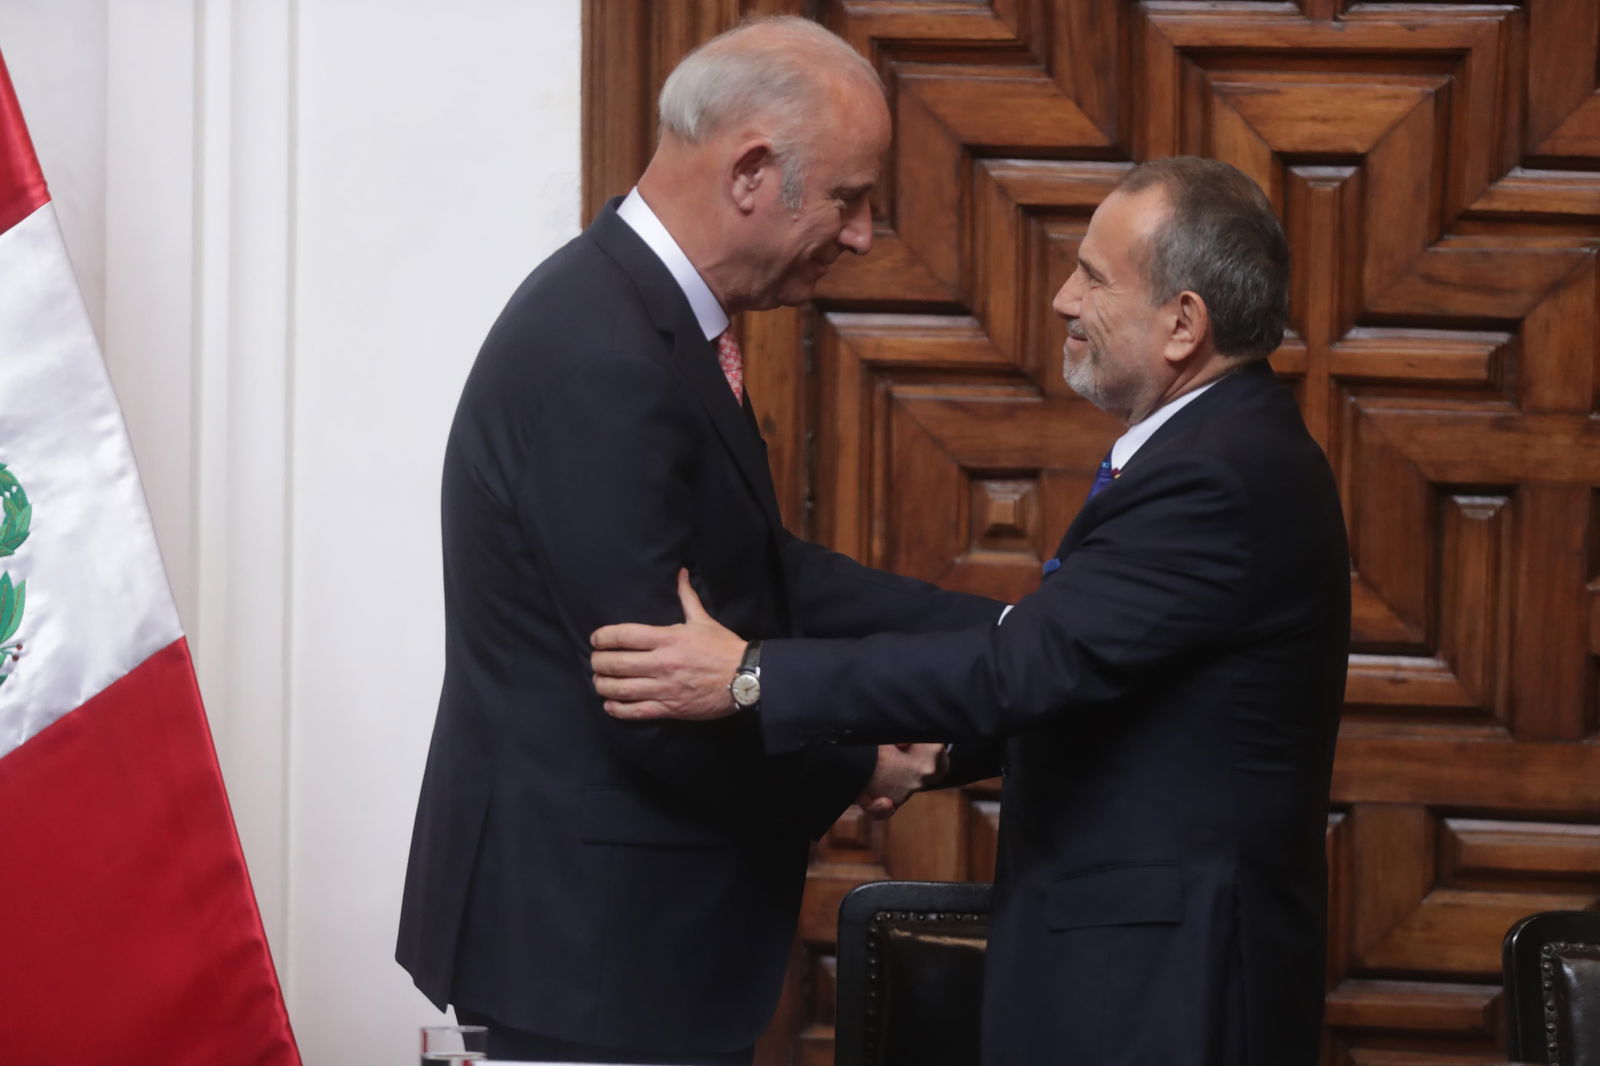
[583,2,1600,1063]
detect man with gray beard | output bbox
[593,157,1351,1065]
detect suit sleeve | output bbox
[780,532,1006,637]
[942,739,1006,788]
[510,342,871,836]
[756,455,1252,749]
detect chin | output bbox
[773,281,821,308]
[1061,352,1088,386]
[1062,359,1103,405]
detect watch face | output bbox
[731,672,761,707]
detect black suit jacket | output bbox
[396,201,998,1053]
[759,363,1351,1065]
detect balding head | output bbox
[636,17,892,313]
[657,16,884,208]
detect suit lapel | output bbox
[1042,361,1279,572]
[670,325,787,532]
[585,199,787,535]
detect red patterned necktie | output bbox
[716,328,744,404]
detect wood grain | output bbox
[582,3,1600,1063]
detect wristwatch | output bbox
[728,641,763,711]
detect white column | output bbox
[7,2,582,1062]
[190,0,298,966]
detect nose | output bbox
[1053,266,1084,318]
[839,197,874,255]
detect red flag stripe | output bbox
[0,639,300,1065]
[0,49,49,238]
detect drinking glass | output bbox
[420,1024,488,1064]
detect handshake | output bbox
[859,742,948,819]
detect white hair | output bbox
[657,16,883,209]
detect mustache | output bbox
[1065,321,1088,340]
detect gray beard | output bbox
[1061,348,1102,405]
[1061,344,1143,423]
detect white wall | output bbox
[0,2,582,1062]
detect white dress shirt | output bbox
[1108,378,1219,471]
[616,188,728,343]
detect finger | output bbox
[593,675,669,702]
[591,623,670,651]
[677,568,712,624]
[602,699,673,720]
[862,796,897,819]
[590,649,658,678]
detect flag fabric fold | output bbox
[0,48,300,1066]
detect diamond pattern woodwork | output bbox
[582,2,1600,1063]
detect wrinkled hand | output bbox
[592,570,746,721]
[859,742,948,819]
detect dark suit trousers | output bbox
[455,1009,754,1065]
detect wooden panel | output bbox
[583,3,1600,1063]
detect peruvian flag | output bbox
[0,50,300,1065]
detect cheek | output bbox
[1091,296,1136,345]
[1081,297,1113,342]
[804,209,841,245]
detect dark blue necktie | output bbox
[1044,450,1119,577]
[1087,451,1118,501]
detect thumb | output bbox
[677,568,712,623]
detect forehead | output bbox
[809,79,891,172]
[1082,186,1170,271]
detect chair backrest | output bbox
[1503,909,1600,1065]
[834,880,991,1066]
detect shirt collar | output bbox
[616,188,729,343]
[1108,378,1221,471]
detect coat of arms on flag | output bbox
[0,462,27,681]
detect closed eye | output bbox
[832,183,872,207]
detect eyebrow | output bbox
[1076,252,1105,282]
[833,181,873,200]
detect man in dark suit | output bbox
[593,157,1352,1065]
[395,16,1001,1066]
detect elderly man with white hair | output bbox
[396,17,1000,1064]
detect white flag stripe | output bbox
[0,202,182,757]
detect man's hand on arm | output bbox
[858,742,948,819]
[593,571,944,820]
[592,570,745,720]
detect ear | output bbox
[729,139,775,214]
[1163,290,1209,366]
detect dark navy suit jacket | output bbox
[759,363,1351,1065]
[395,201,998,1053]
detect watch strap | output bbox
[739,640,763,673]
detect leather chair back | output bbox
[834,880,991,1066]
[1503,910,1600,1065]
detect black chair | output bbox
[834,880,991,1066]
[1503,910,1600,1065]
